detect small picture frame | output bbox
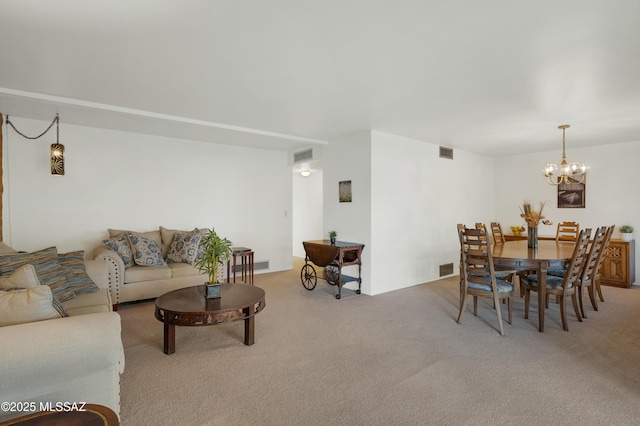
[339,180,352,203]
[558,177,585,208]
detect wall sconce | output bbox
[300,169,311,177]
[6,113,64,175]
[50,114,64,175]
[50,143,64,175]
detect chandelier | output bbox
[542,124,588,185]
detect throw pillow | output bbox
[127,233,166,266]
[109,229,163,253]
[0,264,41,290]
[0,286,67,327]
[0,247,75,302]
[103,235,135,268]
[194,228,209,260]
[58,251,100,295]
[166,232,202,264]
[160,226,181,258]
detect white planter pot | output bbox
[621,233,633,241]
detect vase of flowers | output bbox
[520,201,546,248]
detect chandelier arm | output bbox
[546,175,561,186]
[543,124,588,186]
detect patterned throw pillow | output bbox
[0,247,75,302]
[103,235,135,268]
[127,233,166,266]
[58,251,100,295]
[194,228,209,260]
[167,232,202,264]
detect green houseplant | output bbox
[329,230,337,245]
[620,225,633,241]
[194,228,233,298]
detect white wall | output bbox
[370,131,495,294]
[292,169,323,258]
[494,140,640,276]
[4,117,636,291]
[323,132,372,294]
[2,117,293,272]
[323,130,496,296]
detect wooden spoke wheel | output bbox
[301,264,317,290]
[324,265,339,285]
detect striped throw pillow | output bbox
[0,247,75,302]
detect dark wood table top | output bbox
[304,240,365,249]
[155,284,265,326]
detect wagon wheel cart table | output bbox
[301,240,365,299]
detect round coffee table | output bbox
[154,284,266,354]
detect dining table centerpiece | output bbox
[520,201,546,248]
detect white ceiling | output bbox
[1,0,639,156]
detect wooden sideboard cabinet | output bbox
[600,239,636,288]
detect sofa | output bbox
[93,227,213,309]
[0,243,125,422]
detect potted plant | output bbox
[194,228,233,298]
[329,231,337,245]
[620,225,633,242]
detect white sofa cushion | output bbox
[168,262,204,279]
[124,265,172,284]
[63,289,111,316]
[0,286,65,326]
[0,264,41,289]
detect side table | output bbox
[227,246,254,285]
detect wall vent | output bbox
[439,146,454,160]
[293,148,314,164]
[439,263,454,277]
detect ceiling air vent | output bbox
[293,148,314,164]
[439,146,454,160]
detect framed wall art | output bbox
[339,180,352,202]
[558,177,585,208]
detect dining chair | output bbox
[521,228,591,331]
[490,222,506,244]
[457,225,515,336]
[556,221,580,242]
[476,223,520,293]
[594,225,615,303]
[576,226,609,318]
[549,227,607,318]
[457,224,466,311]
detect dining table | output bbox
[492,239,576,332]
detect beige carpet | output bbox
[118,259,640,425]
